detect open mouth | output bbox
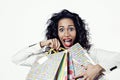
[63,38,73,47]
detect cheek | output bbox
[58,34,63,44]
[58,32,63,40]
[71,31,76,38]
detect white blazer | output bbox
[12,43,120,74]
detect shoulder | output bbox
[88,46,120,62]
[88,46,120,56]
[89,46,120,66]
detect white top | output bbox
[12,43,120,74]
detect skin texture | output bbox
[73,64,104,80]
[58,18,76,49]
[40,18,104,80]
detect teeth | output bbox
[65,40,70,42]
[65,41,71,44]
[64,39,71,42]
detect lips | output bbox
[63,38,72,47]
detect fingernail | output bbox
[58,48,61,51]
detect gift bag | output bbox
[26,50,66,80]
[26,43,106,80]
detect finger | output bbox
[73,75,83,79]
[81,65,87,70]
[84,66,88,70]
[55,39,59,50]
[55,38,59,50]
[86,78,90,80]
[52,39,55,48]
[86,64,93,68]
[53,38,58,50]
[83,75,88,80]
[56,39,60,50]
[84,64,93,70]
[73,72,84,79]
[48,39,54,48]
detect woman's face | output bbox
[58,18,76,49]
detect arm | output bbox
[12,38,61,67]
[72,47,120,80]
[12,42,44,67]
[95,48,120,74]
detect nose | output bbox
[64,30,70,36]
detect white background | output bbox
[0,0,120,80]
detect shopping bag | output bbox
[26,43,106,80]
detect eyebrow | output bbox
[58,26,64,28]
[59,25,74,28]
[68,25,74,27]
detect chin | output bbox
[64,46,70,49]
[63,45,72,49]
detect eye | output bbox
[69,27,75,31]
[59,28,64,32]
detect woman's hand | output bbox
[40,38,60,50]
[73,64,104,80]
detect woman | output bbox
[12,9,120,80]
